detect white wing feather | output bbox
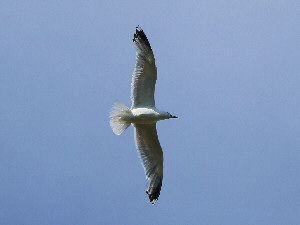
[133,123,163,204]
[131,27,157,108]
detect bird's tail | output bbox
[109,101,132,135]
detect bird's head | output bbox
[157,110,178,120]
[166,112,178,119]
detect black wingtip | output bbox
[146,180,162,204]
[133,25,152,50]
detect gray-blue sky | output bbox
[1,1,300,224]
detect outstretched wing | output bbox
[133,123,163,204]
[131,26,157,108]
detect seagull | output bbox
[109,26,177,204]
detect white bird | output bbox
[110,26,177,204]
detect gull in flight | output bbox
[110,26,177,204]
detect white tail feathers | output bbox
[109,101,132,135]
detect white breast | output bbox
[131,108,159,124]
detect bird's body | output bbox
[116,107,172,124]
[110,26,177,204]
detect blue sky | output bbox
[1,1,300,224]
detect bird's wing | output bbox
[133,123,163,204]
[131,26,157,108]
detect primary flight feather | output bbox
[110,26,177,204]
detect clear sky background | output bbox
[1,1,300,224]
